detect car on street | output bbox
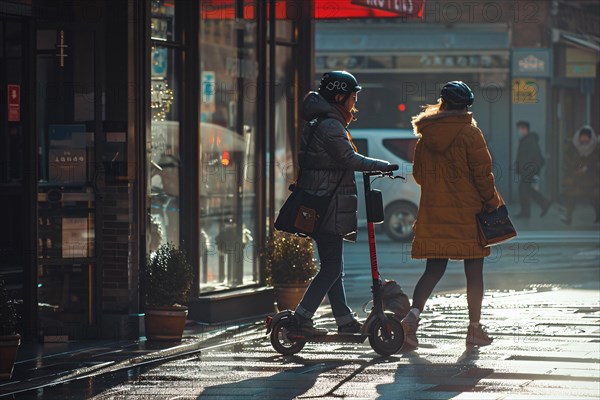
[352,129,420,242]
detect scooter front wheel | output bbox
[270,317,305,356]
[369,313,404,356]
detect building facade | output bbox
[0,0,315,340]
[315,0,600,202]
[0,0,425,341]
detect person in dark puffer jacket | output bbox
[293,71,396,336]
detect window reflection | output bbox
[35,28,97,336]
[199,14,258,293]
[274,43,296,212]
[149,44,180,250]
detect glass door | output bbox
[36,27,99,339]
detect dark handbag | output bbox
[476,205,517,247]
[274,184,336,237]
[274,118,343,238]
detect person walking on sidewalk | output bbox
[560,125,600,225]
[294,71,396,336]
[514,120,551,219]
[402,81,502,347]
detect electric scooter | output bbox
[266,166,406,357]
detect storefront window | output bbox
[198,7,258,292]
[148,0,181,251]
[273,21,297,212]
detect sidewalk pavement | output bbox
[3,286,598,399]
[0,319,263,398]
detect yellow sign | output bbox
[566,48,598,78]
[512,79,538,104]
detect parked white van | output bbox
[351,129,420,242]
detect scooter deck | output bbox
[287,332,367,344]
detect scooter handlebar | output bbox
[364,164,399,176]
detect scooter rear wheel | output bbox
[270,317,305,356]
[368,313,404,356]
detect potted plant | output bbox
[265,231,318,311]
[141,243,193,341]
[0,279,20,380]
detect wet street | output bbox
[3,228,598,400]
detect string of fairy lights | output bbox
[151,78,173,122]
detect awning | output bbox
[201,0,424,19]
[553,28,600,52]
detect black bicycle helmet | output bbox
[318,71,362,102]
[440,81,474,107]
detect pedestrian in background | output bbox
[560,125,600,225]
[514,121,551,219]
[402,81,501,347]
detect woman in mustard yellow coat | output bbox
[402,81,502,348]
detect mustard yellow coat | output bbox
[411,110,502,259]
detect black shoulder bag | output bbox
[274,118,344,238]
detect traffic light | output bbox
[221,150,230,167]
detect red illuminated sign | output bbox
[201,0,424,20]
[7,84,20,122]
[351,0,424,17]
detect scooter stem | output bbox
[367,221,380,285]
[363,172,381,285]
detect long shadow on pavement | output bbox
[196,355,349,399]
[376,345,494,399]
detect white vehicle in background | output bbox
[351,129,420,242]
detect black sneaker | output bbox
[294,314,328,336]
[338,320,362,334]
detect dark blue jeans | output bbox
[295,233,355,326]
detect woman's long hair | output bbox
[412,98,467,121]
[412,98,444,125]
[411,98,472,136]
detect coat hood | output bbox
[411,110,476,153]
[301,91,345,124]
[572,125,597,157]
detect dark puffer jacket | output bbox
[515,132,545,181]
[297,92,392,242]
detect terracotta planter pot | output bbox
[274,282,310,311]
[0,334,20,381]
[144,305,188,341]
